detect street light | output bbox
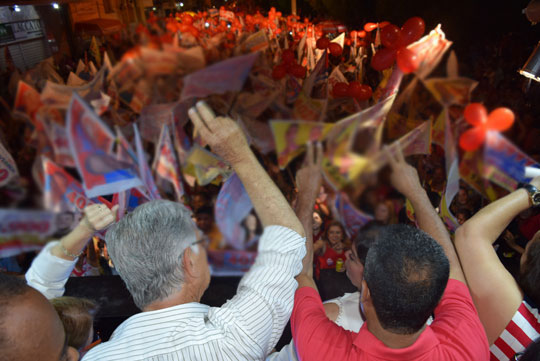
[519,41,540,82]
[52,2,60,9]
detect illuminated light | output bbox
[14,5,21,12]
[52,2,59,9]
[152,7,156,10]
[180,2,184,6]
[205,22,210,28]
[227,24,231,28]
[519,41,540,83]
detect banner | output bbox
[335,193,373,240]
[13,81,43,123]
[0,209,58,258]
[152,125,184,200]
[0,141,18,187]
[214,173,254,251]
[407,25,452,80]
[483,131,539,192]
[423,77,478,107]
[241,30,269,53]
[271,120,334,169]
[137,102,177,143]
[184,145,232,186]
[459,149,507,202]
[181,52,259,100]
[67,72,87,87]
[67,94,142,198]
[292,92,327,121]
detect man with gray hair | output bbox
[82,101,307,361]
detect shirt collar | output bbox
[353,323,440,360]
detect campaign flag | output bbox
[483,131,539,192]
[67,72,87,87]
[152,125,184,200]
[0,141,18,187]
[181,52,259,100]
[335,193,373,240]
[439,109,460,231]
[303,50,328,99]
[423,77,478,107]
[271,120,335,169]
[184,145,232,186]
[460,149,508,202]
[67,93,142,198]
[322,152,369,190]
[207,249,257,276]
[137,102,177,143]
[371,120,432,172]
[89,36,102,68]
[76,59,85,75]
[0,209,58,258]
[13,81,43,123]
[241,30,269,53]
[42,115,75,168]
[286,76,303,104]
[407,25,452,80]
[41,66,106,109]
[133,124,160,200]
[431,110,446,147]
[214,173,254,251]
[43,157,111,214]
[292,92,327,121]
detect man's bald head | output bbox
[0,273,71,361]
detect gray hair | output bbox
[105,200,196,309]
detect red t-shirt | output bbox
[291,279,490,361]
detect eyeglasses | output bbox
[190,239,205,248]
[513,351,524,361]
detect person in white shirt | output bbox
[83,101,307,361]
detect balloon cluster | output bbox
[332,81,372,101]
[272,49,307,80]
[459,103,515,151]
[316,37,343,57]
[370,17,426,73]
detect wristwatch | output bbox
[522,184,540,206]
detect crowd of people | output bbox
[0,4,539,361]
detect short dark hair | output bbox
[519,239,540,306]
[0,273,29,349]
[353,221,385,264]
[195,206,214,217]
[364,224,449,334]
[518,336,540,361]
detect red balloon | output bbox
[281,49,295,65]
[371,48,397,71]
[487,108,515,131]
[348,81,372,101]
[380,24,402,49]
[316,37,330,50]
[328,42,343,57]
[400,17,425,46]
[290,64,307,78]
[272,64,287,80]
[459,127,486,152]
[379,21,390,28]
[350,30,357,38]
[396,48,420,74]
[358,30,366,38]
[332,82,349,97]
[364,22,378,32]
[464,103,488,127]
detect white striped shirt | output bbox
[490,298,540,361]
[82,226,306,361]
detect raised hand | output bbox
[296,142,324,204]
[81,204,120,233]
[385,145,422,198]
[188,101,251,165]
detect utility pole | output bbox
[291,0,296,15]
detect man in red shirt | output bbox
[292,147,490,361]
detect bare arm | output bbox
[188,102,304,237]
[294,142,323,288]
[386,147,465,283]
[51,204,119,261]
[454,177,540,344]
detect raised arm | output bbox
[454,177,540,344]
[294,142,323,288]
[386,147,465,283]
[26,204,118,299]
[188,101,304,237]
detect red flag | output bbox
[152,125,184,200]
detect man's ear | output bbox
[183,248,196,279]
[66,346,80,361]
